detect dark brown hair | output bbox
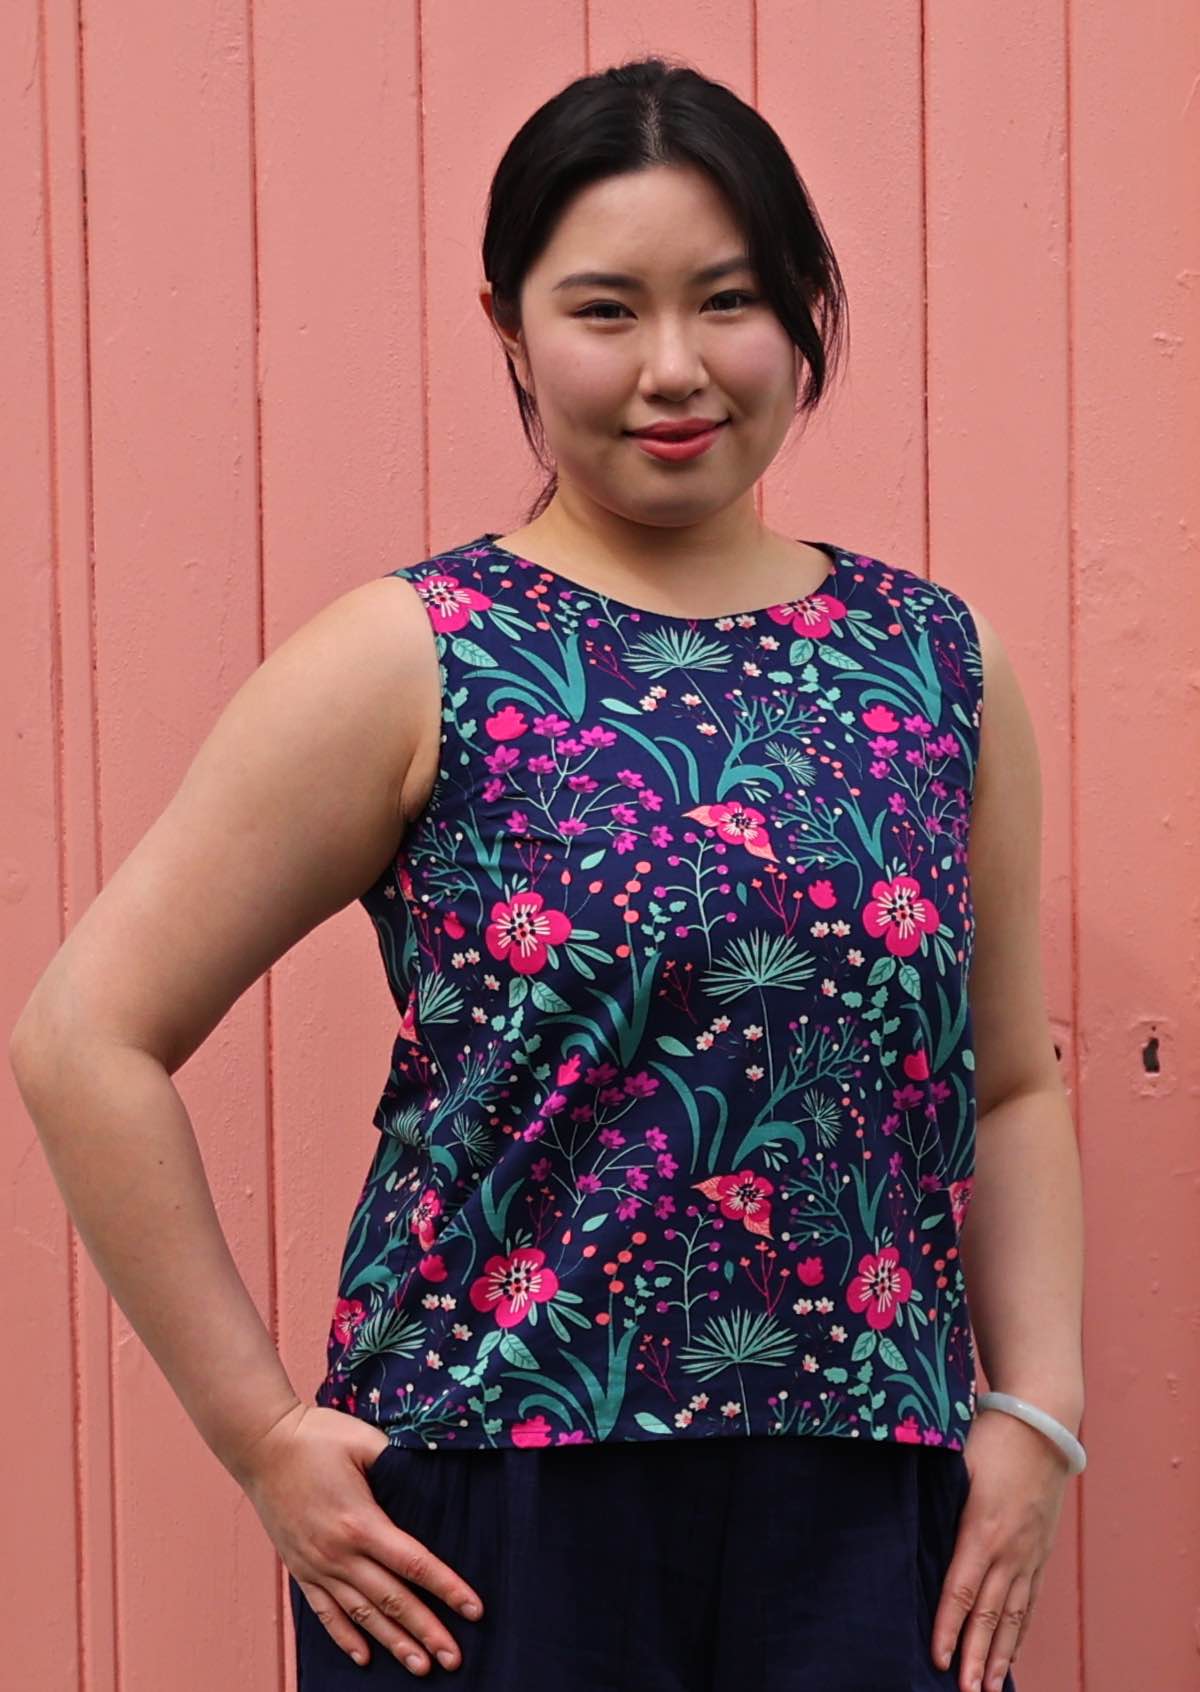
[481,54,850,522]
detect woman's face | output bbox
[481,164,800,534]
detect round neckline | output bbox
[477,532,843,625]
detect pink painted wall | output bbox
[4,4,1197,1689]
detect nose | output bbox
[636,319,711,397]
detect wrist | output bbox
[980,1381,1083,1436]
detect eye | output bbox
[706,291,757,311]
[572,290,758,321]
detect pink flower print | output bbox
[862,874,942,957]
[682,800,779,862]
[766,587,848,639]
[795,1256,825,1287]
[807,879,837,910]
[411,1186,443,1252]
[862,704,900,733]
[416,573,493,634]
[419,1254,448,1283]
[533,712,571,737]
[444,911,466,940]
[622,1071,661,1099]
[894,1415,923,1444]
[485,890,573,974]
[948,1176,974,1233]
[485,747,522,782]
[580,725,618,748]
[693,1170,775,1239]
[397,985,420,1043]
[468,1245,560,1329]
[846,1245,914,1330]
[332,1297,367,1345]
[902,1049,930,1082]
[511,1415,553,1448]
[486,704,528,741]
[557,1052,582,1087]
[585,1061,620,1086]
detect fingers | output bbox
[296,1519,486,1675]
[971,1569,1031,1692]
[932,1549,1031,1692]
[308,1564,455,1676]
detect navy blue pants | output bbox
[289,1434,1018,1691]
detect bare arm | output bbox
[958,599,1085,1431]
[8,573,439,1485]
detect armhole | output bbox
[356,566,449,906]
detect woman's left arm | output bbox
[932,598,1085,1692]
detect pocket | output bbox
[364,1441,397,1484]
[912,1450,969,1643]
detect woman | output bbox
[12,55,1085,1692]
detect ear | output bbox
[479,282,533,396]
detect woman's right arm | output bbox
[7,572,439,1485]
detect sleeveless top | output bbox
[312,531,985,1453]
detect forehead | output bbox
[532,165,750,282]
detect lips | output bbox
[627,419,728,440]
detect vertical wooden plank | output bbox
[759,0,928,568]
[80,1,276,1684]
[1070,1,1200,1687]
[0,4,87,1688]
[422,1,583,547]
[250,5,427,1682]
[924,5,1082,1689]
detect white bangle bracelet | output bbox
[976,1391,1087,1475]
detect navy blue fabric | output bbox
[289,1435,1017,1690]
[312,534,986,1456]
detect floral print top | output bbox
[312,532,985,1454]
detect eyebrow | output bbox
[551,256,754,293]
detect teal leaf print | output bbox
[449,637,498,667]
[634,1412,675,1435]
[621,625,733,676]
[498,1331,539,1369]
[345,1306,427,1367]
[820,645,864,671]
[701,930,817,1002]
[730,1118,807,1166]
[322,538,984,1458]
[530,979,571,1013]
[878,1336,907,1371]
[677,1308,797,1380]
